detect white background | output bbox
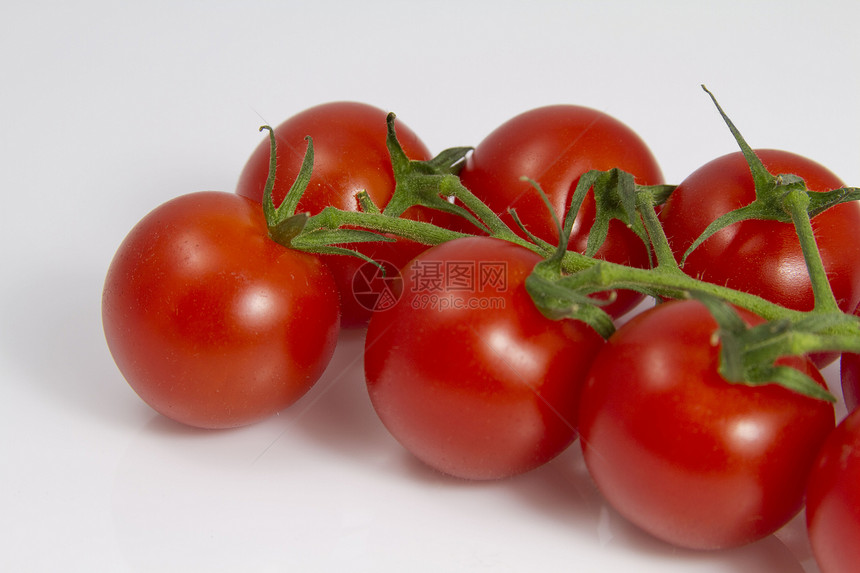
[2,1,859,572]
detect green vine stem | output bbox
[780,188,841,313]
[256,91,860,400]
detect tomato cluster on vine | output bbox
[102,95,860,572]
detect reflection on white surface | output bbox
[103,333,815,573]
[0,270,829,572]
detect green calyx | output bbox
[692,292,841,402]
[259,123,470,267]
[682,86,860,267]
[381,112,481,228]
[259,126,314,245]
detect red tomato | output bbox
[102,192,340,429]
[659,149,860,331]
[457,105,664,317]
[236,101,452,327]
[806,407,860,573]
[578,299,835,550]
[840,351,860,413]
[364,236,605,480]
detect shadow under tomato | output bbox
[477,434,813,572]
[256,327,399,463]
[615,519,809,573]
[505,443,606,524]
[378,433,609,527]
[0,265,146,427]
[532,457,810,573]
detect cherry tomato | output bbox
[806,407,860,573]
[578,299,835,550]
[102,192,340,429]
[659,150,860,363]
[457,105,664,317]
[236,101,451,327]
[364,236,605,480]
[840,351,860,413]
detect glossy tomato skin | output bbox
[364,236,605,480]
[236,101,451,328]
[102,192,340,429]
[660,149,860,321]
[840,351,860,413]
[579,299,835,550]
[806,407,860,573]
[458,105,664,318]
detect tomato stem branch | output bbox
[302,207,470,246]
[437,175,528,243]
[781,188,842,313]
[636,187,682,271]
[256,101,860,400]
